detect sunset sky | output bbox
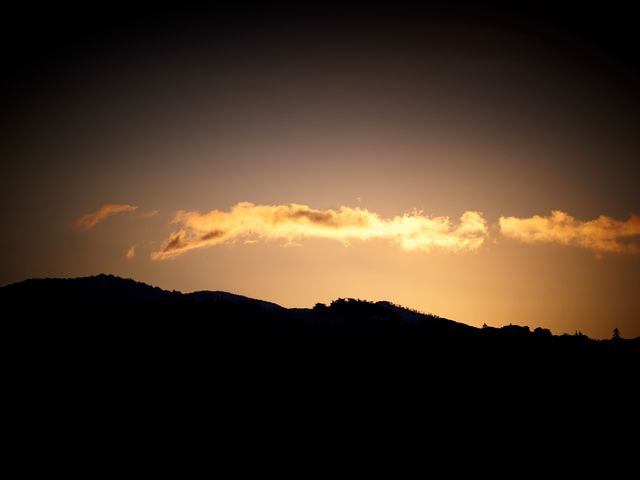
[2,4,639,338]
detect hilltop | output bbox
[2,274,637,349]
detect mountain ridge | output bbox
[3,273,638,396]
[2,273,638,344]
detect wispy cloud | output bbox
[499,210,640,254]
[152,202,488,260]
[76,204,137,229]
[140,210,159,217]
[126,245,136,260]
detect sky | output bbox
[2,3,639,338]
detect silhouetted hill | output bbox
[4,273,640,428]
[3,273,637,341]
[2,274,638,383]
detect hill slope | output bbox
[1,274,637,361]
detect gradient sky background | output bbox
[2,3,639,338]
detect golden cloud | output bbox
[499,210,640,254]
[76,204,137,229]
[152,202,488,260]
[126,245,136,260]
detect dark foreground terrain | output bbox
[3,274,637,362]
[3,274,638,431]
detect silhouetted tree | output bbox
[534,327,552,337]
[612,328,620,339]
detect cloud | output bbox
[76,204,137,229]
[126,246,136,260]
[140,210,159,217]
[152,202,487,260]
[499,210,640,254]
